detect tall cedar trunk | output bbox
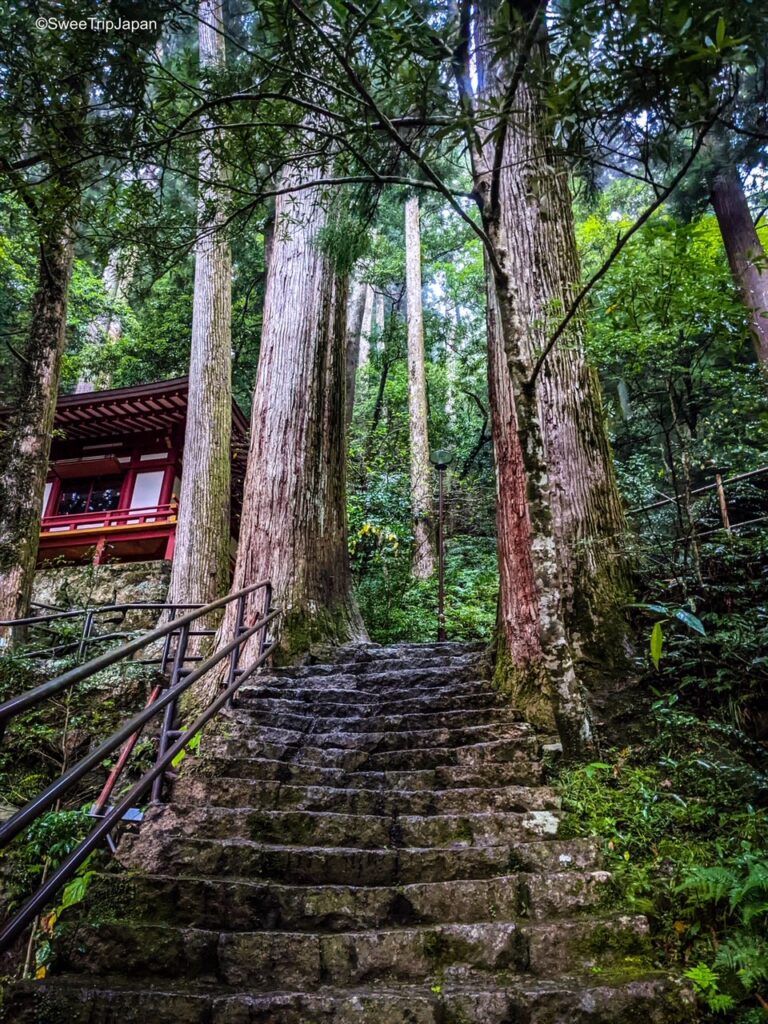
[225,169,366,660]
[168,0,232,611]
[485,13,629,662]
[471,2,611,753]
[0,225,75,632]
[404,196,436,578]
[711,163,768,368]
[345,275,367,427]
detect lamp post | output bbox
[430,449,453,642]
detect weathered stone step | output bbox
[172,777,561,815]
[200,736,539,772]
[206,719,532,755]
[259,663,484,687]
[4,973,694,1024]
[271,650,487,678]
[86,868,612,933]
[56,915,650,989]
[118,836,601,885]
[189,754,545,789]
[332,641,487,664]
[239,676,489,703]
[225,705,524,733]
[137,805,562,850]
[236,689,503,716]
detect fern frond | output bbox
[677,865,737,906]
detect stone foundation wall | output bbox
[33,561,171,629]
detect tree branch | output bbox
[287,0,500,273]
[528,114,721,387]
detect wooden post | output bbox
[93,537,107,565]
[715,473,731,532]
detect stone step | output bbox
[236,690,504,716]
[205,719,532,754]
[86,868,612,933]
[4,973,694,1024]
[257,662,484,686]
[117,836,601,885]
[271,650,488,678]
[198,736,540,772]
[188,755,545,789]
[136,805,563,850]
[171,777,561,815]
[55,915,651,989]
[238,676,490,703]
[224,705,525,733]
[332,641,487,664]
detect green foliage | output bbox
[679,855,768,1013]
[352,529,497,643]
[629,603,706,670]
[557,695,768,1022]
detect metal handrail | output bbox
[0,602,202,630]
[627,466,768,515]
[0,602,206,662]
[0,585,268,735]
[0,580,277,954]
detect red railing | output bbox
[40,503,176,535]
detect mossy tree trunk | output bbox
[454,0,633,752]
[477,2,630,666]
[168,0,232,613]
[0,222,75,633]
[225,168,366,660]
[404,195,435,579]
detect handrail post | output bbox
[259,583,273,658]
[226,592,248,691]
[78,610,95,663]
[159,605,177,675]
[715,472,732,532]
[151,620,190,803]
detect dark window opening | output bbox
[57,476,123,516]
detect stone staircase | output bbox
[4,642,693,1023]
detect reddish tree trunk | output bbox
[465,1,631,751]
[711,163,768,368]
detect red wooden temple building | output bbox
[26,378,248,567]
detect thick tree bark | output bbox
[0,225,75,632]
[225,168,366,659]
[483,17,629,665]
[404,195,435,579]
[168,0,232,611]
[485,273,551,726]
[711,163,768,368]
[465,1,633,752]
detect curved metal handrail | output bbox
[0,580,277,954]
[0,584,269,734]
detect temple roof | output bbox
[46,377,249,441]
